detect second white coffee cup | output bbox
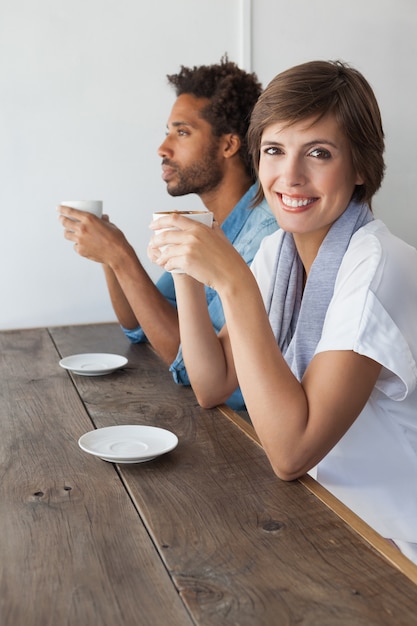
[152,210,214,274]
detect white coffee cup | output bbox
[152,210,214,274]
[61,200,103,218]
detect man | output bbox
[58,56,277,409]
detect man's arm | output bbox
[102,265,139,330]
[108,245,180,364]
[58,206,180,365]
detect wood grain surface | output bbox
[53,324,417,624]
[1,322,416,625]
[0,326,193,626]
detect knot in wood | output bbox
[262,520,285,533]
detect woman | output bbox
[149,60,417,563]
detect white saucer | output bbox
[59,353,128,376]
[78,425,178,463]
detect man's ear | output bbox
[222,133,241,159]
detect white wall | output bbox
[1,0,416,330]
[0,0,243,330]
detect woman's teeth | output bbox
[282,194,314,208]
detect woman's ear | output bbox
[355,171,365,185]
[222,133,241,159]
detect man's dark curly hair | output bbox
[167,55,262,181]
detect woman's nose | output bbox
[281,156,306,187]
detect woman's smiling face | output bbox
[259,114,363,241]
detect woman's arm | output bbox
[172,275,238,406]
[151,213,382,480]
[219,276,382,479]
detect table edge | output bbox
[218,404,417,586]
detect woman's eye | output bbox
[309,147,331,159]
[263,146,282,156]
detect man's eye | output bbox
[309,147,331,159]
[178,129,189,136]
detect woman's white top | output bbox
[251,220,417,543]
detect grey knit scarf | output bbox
[266,201,374,380]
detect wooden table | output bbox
[1,323,417,625]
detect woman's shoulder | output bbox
[350,219,417,256]
[321,220,417,401]
[332,217,417,338]
[344,219,417,283]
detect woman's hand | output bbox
[148,213,247,290]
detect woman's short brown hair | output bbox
[248,60,385,207]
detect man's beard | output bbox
[164,141,223,197]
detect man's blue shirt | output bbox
[122,183,278,409]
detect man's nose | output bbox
[157,136,172,158]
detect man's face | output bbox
[158,94,224,197]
